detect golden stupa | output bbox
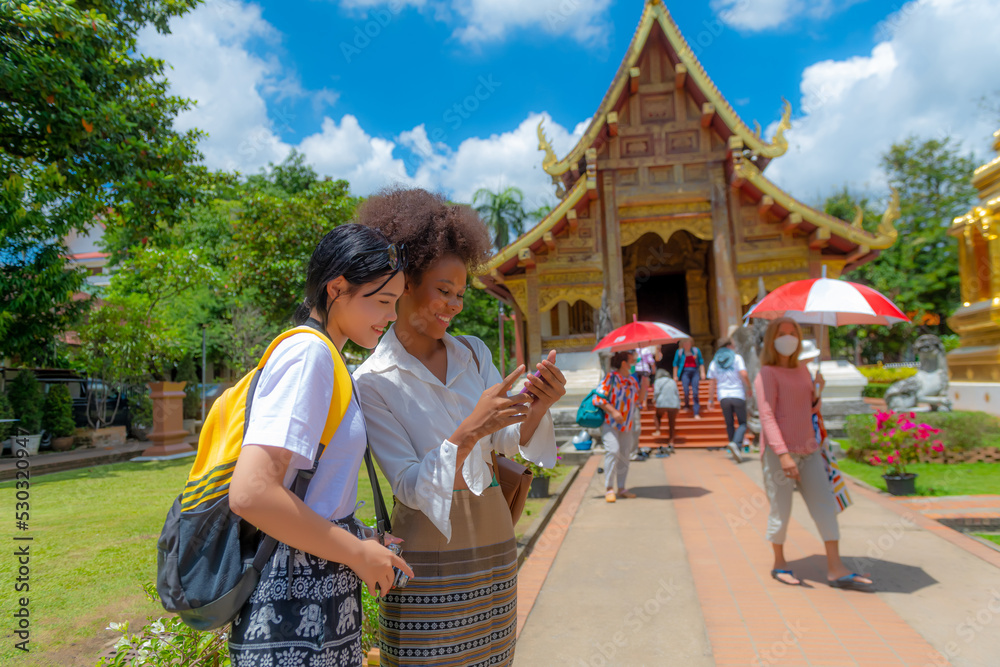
[947,128,1000,386]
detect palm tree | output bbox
[472,186,528,251]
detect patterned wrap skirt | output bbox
[229,514,367,667]
[379,485,518,667]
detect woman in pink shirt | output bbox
[755,317,873,590]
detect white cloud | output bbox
[713,0,858,31]
[297,111,585,207]
[139,0,586,205]
[340,0,613,45]
[765,0,1000,202]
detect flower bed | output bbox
[845,412,1000,453]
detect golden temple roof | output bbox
[732,153,899,250]
[538,0,792,178]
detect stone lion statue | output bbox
[884,334,952,412]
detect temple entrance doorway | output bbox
[637,272,689,371]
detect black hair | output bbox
[293,224,398,327]
[610,350,632,370]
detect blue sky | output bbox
[139,0,1000,210]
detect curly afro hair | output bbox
[354,186,493,283]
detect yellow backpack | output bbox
[156,323,353,630]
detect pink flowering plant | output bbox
[867,410,944,476]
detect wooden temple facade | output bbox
[477,0,899,364]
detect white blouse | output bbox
[353,327,556,541]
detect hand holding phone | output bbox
[520,350,558,396]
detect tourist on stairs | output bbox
[755,317,873,590]
[594,350,641,502]
[707,337,750,463]
[673,337,705,419]
[652,366,679,455]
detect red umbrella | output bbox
[745,277,909,326]
[593,318,689,353]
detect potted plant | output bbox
[0,393,14,453]
[129,387,154,441]
[43,385,77,451]
[868,410,944,496]
[8,370,44,455]
[513,454,558,498]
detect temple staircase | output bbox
[637,379,739,450]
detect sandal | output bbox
[828,573,873,590]
[616,489,637,499]
[770,569,800,586]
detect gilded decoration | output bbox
[541,334,597,351]
[737,257,809,277]
[732,153,899,249]
[539,284,603,313]
[505,279,527,314]
[536,0,791,178]
[539,270,603,286]
[739,273,809,305]
[620,217,712,246]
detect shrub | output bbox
[101,582,380,665]
[857,365,918,384]
[845,410,1000,455]
[175,355,201,420]
[862,384,889,399]
[99,585,229,666]
[8,370,44,434]
[845,414,876,449]
[0,393,13,442]
[867,411,943,476]
[512,453,558,479]
[130,387,154,427]
[43,385,76,438]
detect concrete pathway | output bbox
[516,450,1000,667]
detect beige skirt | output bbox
[378,485,517,667]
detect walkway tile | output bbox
[668,450,950,667]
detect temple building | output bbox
[477,0,899,368]
[947,128,1000,413]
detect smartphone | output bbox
[520,351,557,395]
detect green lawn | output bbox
[0,457,575,665]
[837,458,1000,496]
[0,457,394,666]
[975,533,1000,547]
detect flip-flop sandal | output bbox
[829,573,873,590]
[770,569,800,586]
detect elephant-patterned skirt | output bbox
[229,516,365,667]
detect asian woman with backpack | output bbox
[226,224,415,666]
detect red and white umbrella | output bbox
[593,319,689,353]
[746,278,909,326]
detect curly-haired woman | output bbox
[352,187,567,666]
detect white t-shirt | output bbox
[707,353,747,401]
[242,333,367,522]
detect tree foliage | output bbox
[828,137,978,362]
[0,0,209,362]
[229,178,358,323]
[473,186,528,251]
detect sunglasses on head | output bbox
[355,242,408,271]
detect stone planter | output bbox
[528,476,550,499]
[143,381,194,457]
[11,435,42,456]
[92,426,127,448]
[883,473,918,496]
[51,436,75,452]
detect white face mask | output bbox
[774,335,799,357]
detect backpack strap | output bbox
[455,335,480,374]
[301,319,394,538]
